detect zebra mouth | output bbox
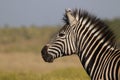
[41,46,54,63]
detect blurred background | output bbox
[0,0,120,80]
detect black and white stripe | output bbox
[41,8,120,80]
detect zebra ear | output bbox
[65,8,77,26]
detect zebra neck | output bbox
[77,38,115,76]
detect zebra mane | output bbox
[63,8,116,47]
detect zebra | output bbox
[41,8,120,80]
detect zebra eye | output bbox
[58,33,65,37]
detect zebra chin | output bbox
[41,46,54,63]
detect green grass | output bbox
[41,68,90,80]
[0,71,41,80]
[0,68,90,80]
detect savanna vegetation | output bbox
[0,26,59,53]
[0,19,120,80]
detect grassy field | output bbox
[0,26,91,80]
[0,19,120,80]
[0,68,90,80]
[0,53,90,80]
[0,26,59,53]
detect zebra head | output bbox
[41,9,79,62]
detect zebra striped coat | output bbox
[41,8,120,80]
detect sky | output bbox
[0,0,120,26]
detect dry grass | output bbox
[0,52,83,73]
[0,53,90,80]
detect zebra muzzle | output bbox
[41,46,54,63]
